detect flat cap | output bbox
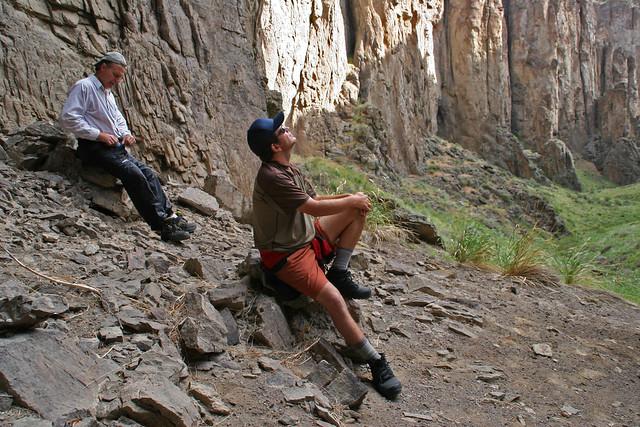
[95,51,127,67]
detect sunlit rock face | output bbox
[1,0,638,188]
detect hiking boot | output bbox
[368,354,402,400]
[174,215,197,233]
[160,219,190,242]
[326,268,372,299]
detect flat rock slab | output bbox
[178,187,219,216]
[0,330,117,421]
[532,343,553,357]
[310,338,350,372]
[448,321,477,338]
[384,260,417,276]
[207,277,249,311]
[1,279,69,330]
[120,376,201,427]
[408,275,447,297]
[325,368,368,409]
[189,382,231,415]
[179,293,228,356]
[253,296,294,350]
[220,308,240,345]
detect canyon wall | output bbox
[1,0,638,189]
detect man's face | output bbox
[274,126,296,151]
[97,63,127,90]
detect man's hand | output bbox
[97,132,119,147]
[122,135,136,146]
[350,192,372,213]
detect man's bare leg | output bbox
[318,208,371,299]
[314,282,363,345]
[314,280,402,399]
[317,207,365,249]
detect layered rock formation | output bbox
[0,0,638,191]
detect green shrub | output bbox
[551,241,595,284]
[494,226,551,281]
[447,221,493,266]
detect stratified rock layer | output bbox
[1,0,638,186]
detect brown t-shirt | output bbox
[252,161,317,252]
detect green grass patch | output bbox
[298,154,639,303]
[535,167,640,303]
[447,220,494,266]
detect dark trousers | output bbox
[77,139,172,230]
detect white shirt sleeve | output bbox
[114,105,131,137]
[59,82,101,141]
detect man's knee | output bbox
[116,161,147,185]
[316,284,348,312]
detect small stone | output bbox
[83,243,100,256]
[389,325,411,338]
[477,372,504,383]
[532,343,553,357]
[561,404,580,417]
[0,392,13,411]
[42,233,59,243]
[189,382,232,415]
[130,334,154,351]
[448,322,477,338]
[489,391,506,400]
[343,410,361,420]
[278,414,299,425]
[282,386,315,403]
[504,393,521,402]
[402,412,433,421]
[316,405,340,426]
[416,314,434,324]
[98,326,123,343]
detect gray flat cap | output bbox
[95,51,127,67]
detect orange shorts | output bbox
[273,220,334,299]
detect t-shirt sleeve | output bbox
[257,167,310,212]
[303,175,316,198]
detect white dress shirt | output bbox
[60,75,130,141]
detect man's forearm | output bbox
[315,194,350,201]
[299,197,354,217]
[299,193,371,217]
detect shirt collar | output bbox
[89,74,108,93]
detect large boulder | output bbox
[3,122,77,173]
[0,279,69,330]
[538,138,581,190]
[203,171,252,223]
[178,292,228,357]
[602,137,640,185]
[0,330,117,422]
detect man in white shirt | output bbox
[60,52,195,242]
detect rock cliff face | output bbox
[0,0,268,194]
[1,0,638,190]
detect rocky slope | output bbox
[1,154,639,426]
[1,0,639,195]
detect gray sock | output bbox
[349,338,381,363]
[331,247,353,271]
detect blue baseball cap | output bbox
[247,111,285,160]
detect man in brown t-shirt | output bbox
[247,111,402,400]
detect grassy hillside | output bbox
[299,155,640,304]
[537,163,640,302]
